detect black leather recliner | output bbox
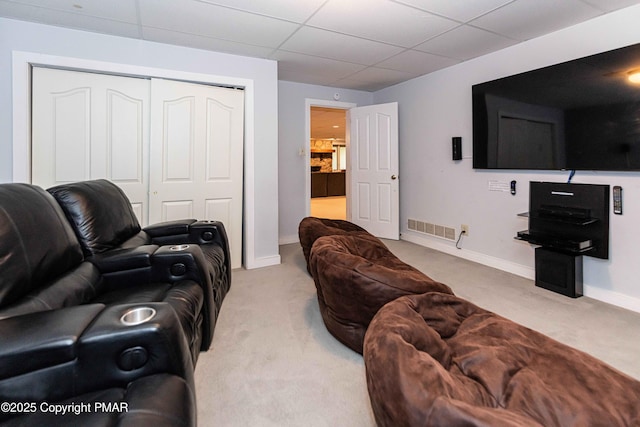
[0,183,210,362]
[0,304,196,426]
[0,182,230,425]
[47,179,232,348]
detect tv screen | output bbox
[473,43,640,171]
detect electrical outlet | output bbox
[461,224,469,236]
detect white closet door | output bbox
[149,79,244,269]
[31,67,150,224]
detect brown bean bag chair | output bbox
[308,234,453,354]
[364,292,640,427]
[298,217,371,273]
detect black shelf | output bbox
[516,182,610,298]
[515,230,593,255]
[524,211,599,226]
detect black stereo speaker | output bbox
[452,137,462,160]
[535,247,583,297]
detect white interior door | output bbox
[348,102,399,239]
[31,67,150,224]
[149,78,244,268]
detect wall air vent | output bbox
[408,219,456,241]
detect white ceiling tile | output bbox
[138,0,298,48]
[271,50,367,79]
[392,0,516,22]
[0,1,140,37]
[274,50,368,87]
[415,24,518,60]
[470,0,603,40]
[142,27,275,58]
[579,0,640,12]
[2,0,638,91]
[376,49,459,74]
[277,68,337,87]
[2,0,139,22]
[335,67,417,91]
[280,26,404,65]
[308,0,458,47]
[195,0,326,23]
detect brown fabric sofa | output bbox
[308,233,453,354]
[298,216,370,273]
[364,292,640,427]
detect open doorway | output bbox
[310,106,347,219]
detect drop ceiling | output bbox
[1,0,639,91]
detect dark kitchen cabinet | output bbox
[311,172,345,198]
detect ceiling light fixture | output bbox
[628,70,640,84]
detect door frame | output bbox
[305,98,356,218]
[12,50,258,268]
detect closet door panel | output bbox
[150,78,244,268]
[32,67,150,225]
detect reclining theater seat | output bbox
[308,233,453,354]
[364,292,640,427]
[298,216,371,273]
[47,178,232,347]
[0,305,196,426]
[0,184,198,425]
[0,183,205,362]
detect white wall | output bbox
[374,5,640,312]
[278,81,373,243]
[0,17,279,268]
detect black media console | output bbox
[516,181,610,297]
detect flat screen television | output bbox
[473,43,640,171]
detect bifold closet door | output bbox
[31,67,150,225]
[149,78,244,269]
[32,69,245,269]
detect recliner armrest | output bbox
[0,303,193,406]
[76,302,194,390]
[143,219,196,239]
[0,304,105,380]
[144,220,231,280]
[95,244,213,292]
[93,244,215,349]
[90,245,159,273]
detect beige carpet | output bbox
[195,239,640,426]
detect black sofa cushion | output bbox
[48,179,142,257]
[0,184,84,308]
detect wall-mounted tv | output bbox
[473,43,640,171]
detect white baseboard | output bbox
[401,231,640,314]
[245,254,281,270]
[584,285,640,313]
[279,234,299,245]
[401,232,535,280]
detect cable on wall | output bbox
[455,230,465,249]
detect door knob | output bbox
[391,175,397,180]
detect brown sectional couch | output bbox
[300,217,640,427]
[364,292,640,427]
[298,216,370,273]
[308,233,452,354]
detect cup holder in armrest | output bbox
[120,307,157,326]
[170,244,190,251]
